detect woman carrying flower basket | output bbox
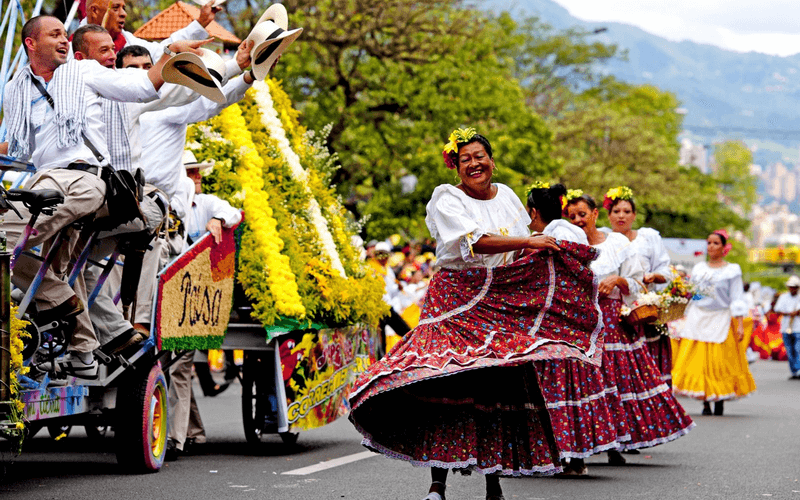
[672,230,757,416]
[526,183,618,476]
[566,192,694,465]
[600,187,674,385]
[349,130,605,500]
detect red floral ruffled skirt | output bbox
[644,327,673,384]
[599,298,695,450]
[349,243,604,476]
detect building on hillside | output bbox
[679,138,708,173]
[752,203,800,247]
[134,1,241,55]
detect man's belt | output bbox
[65,162,102,176]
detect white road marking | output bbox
[281,451,376,476]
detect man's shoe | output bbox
[37,351,98,379]
[37,296,84,326]
[98,328,145,356]
[713,401,724,416]
[165,439,180,461]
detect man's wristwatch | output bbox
[163,44,178,57]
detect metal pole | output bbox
[0,231,11,402]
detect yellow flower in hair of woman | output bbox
[442,127,478,169]
[603,186,634,211]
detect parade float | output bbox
[156,78,388,443]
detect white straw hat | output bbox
[182,150,214,173]
[787,275,800,287]
[162,48,228,104]
[245,4,303,80]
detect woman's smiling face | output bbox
[456,142,494,189]
[567,200,597,231]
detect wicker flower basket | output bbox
[624,281,659,327]
[625,304,659,326]
[657,301,689,325]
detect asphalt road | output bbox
[1,359,798,500]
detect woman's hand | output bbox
[733,318,745,342]
[643,273,666,285]
[528,234,560,252]
[598,275,621,297]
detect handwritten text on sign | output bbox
[156,222,239,350]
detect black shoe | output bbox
[702,402,712,416]
[714,401,724,416]
[183,437,205,456]
[165,439,180,461]
[608,449,626,465]
[37,296,84,326]
[622,449,640,455]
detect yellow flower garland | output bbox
[217,105,306,319]
[3,305,30,451]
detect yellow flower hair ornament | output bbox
[562,188,584,215]
[603,185,634,211]
[442,127,478,169]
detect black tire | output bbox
[47,424,72,439]
[114,362,168,473]
[241,352,266,444]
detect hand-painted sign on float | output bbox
[155,221,240,350]
[275,325,379,432]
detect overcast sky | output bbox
[555,0,800,57]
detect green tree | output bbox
[713,140,757,214]
[276,4,560,238]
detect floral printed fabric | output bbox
[598,298,695,450]
[535,357,620,459]
[349,242,603,475]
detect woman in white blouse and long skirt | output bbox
[672,230,756,415]
[566,192,694,465]
[600,188,673,385]
[527,183,618,476]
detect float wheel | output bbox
[115,362,168,472]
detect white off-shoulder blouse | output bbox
[425,183,531,270]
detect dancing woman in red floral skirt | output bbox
[526,183,619,476]
[349,130,605,500]
[565,193,695,466]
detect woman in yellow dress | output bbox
[672,230,757,415]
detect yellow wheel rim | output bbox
[150,383,167,458]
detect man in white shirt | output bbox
[774,275,800,379]
[0,15,208,378]
[166,151,242,460]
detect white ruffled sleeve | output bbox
[426,187,483,264]
[729,265,748,317]
[643,228,672,278]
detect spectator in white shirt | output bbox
[773,275,800,379]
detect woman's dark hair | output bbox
[609,197,636,213]
[527,184,567,223]
[710,232,727,246]
[455,134,493,159]
[567,194,597,211]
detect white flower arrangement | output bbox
[620,305,632,316]
[633,291,663,307]
[252,81,347,278]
